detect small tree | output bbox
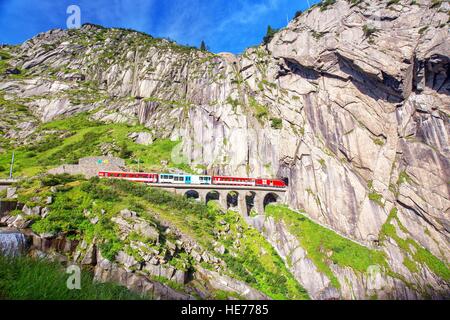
[200,40,207,51]
[263,25,278,45]
[119,142,132,159]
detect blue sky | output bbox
[0,0,319,53]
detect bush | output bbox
[119,142,133,159]
[386,0,400,6]
[32,210,84,235]
[41,174,82,187]
[263,25,278,45]
[362,25,378,38]
[27,137,61,153]
[319,0,336,11]
[270,118,283,129]
[99,240,123,261]
[81,179,120,202]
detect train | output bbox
[97,171,287,188]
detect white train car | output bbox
[158,173,212,185]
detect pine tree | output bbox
[200,40,207,51]
[263,25,278,45]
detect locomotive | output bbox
[98,171,287,188]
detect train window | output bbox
[169,175,173,179]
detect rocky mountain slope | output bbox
[0,0,449,299]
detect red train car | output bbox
[98,171,158,183]
[212,176,255,186]
[255,178,286,188]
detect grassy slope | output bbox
[0,112,191,178]
[265,205,389,289]
[15,176,309,300]
[0,255,145,300]
[379,208,450,282]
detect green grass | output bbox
[266,205,389,289]
[0,112,190,178]
[248,97,269,122]
[397,170,413,185]
[0,255,146,300]
[270,118,283,129]
[379,208,450,281]
[368,192,384,207]
[372,138,385,146]
[215,208,309,300]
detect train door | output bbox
[185,176,192,184]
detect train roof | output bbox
[99,171,283,181]
[98,171,158,175]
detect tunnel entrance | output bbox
[206,191,220,204]
[263,192,280,211]
[185,190,200,201]
[227,191,239,209]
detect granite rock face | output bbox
[0,0,448,299]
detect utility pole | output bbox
[9,151,14,179]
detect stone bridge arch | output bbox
[264,192,281,208]
[254,191,285,215]
[172,187,285,217]
[185,190,200,200]
[205,190,220,203]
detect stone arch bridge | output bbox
[146,183,286,217]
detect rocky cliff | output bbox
[0,0,449,299]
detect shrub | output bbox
[81,179,120,202]
[27,137,61,153]
[41,174,83,187]
[362,25,378,38]
[119,142,133,159]
[263,25,278,45]
[320,0,336,11]
[99,240,123,261]
[0,50,12,60]
[31,209,87,235]
[386,0,400,6]
[270,118,283,129]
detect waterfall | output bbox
[0,230,27,257]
